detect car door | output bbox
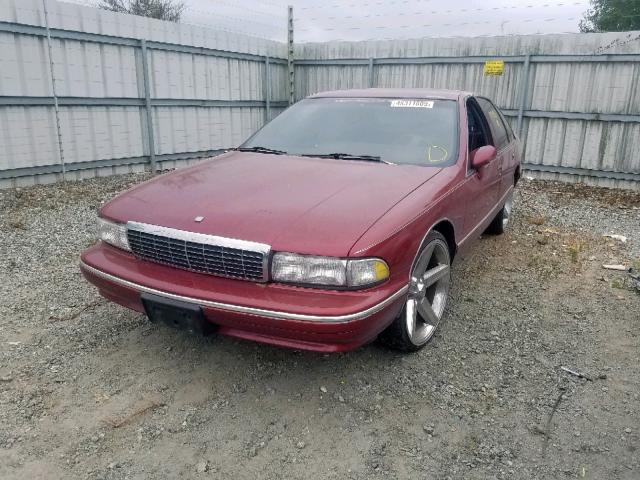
[496,106,520,195]
[476,97,513,200]
[462,97,501,234]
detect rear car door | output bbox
[495,106,520,194]
[463,97,501,233]
[476,97,515,199]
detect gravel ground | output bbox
[1,174,639,480]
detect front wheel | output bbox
[485,191,513,235]
[379,231,451,352]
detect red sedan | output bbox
[80,88,520,353]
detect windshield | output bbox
[242,97,459,166]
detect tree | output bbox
[98,0,186,22]
[579,0,640,32]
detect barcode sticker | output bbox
[390,100,434,108]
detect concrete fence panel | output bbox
[295,32,640,189]
[0,0,287,188]
[1,0,639,190]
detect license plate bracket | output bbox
[141,293,215,336]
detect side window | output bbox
[466,98,491,153]
[477,98,509,150]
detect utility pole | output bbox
[42,0,66,179]
[287,5,294,105]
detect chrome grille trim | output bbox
[126,221,270,282]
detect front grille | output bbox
[127,222,269,282]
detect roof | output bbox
[308,88,470,100]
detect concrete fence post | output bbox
[264,55,271,123]
[140,39,157,172]
[287,5,295,105]
[516,54,532,144]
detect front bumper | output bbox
[80,243,408,352]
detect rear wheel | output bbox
[379,231,451,352]
[485,191,513,235]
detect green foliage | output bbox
[580,0,640,32]
[98,0,185,22]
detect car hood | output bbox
[101,152,442,257]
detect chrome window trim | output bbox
[127,221,271,281]
[80,261,408,324]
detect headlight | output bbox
[97,217,131,251]
[271,252,389,288]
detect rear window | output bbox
[243,97,459,166]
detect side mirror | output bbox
[470,145,497,169]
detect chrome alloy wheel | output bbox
[502,194,513,230]
[405,238,451,346]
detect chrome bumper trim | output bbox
[80,261,408,324]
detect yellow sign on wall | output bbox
[484,60,505,76]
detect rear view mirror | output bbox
[471,145,497,169]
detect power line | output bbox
[297,16,581,33]
[363,30,581,40]
[296,0,588,10]
[176,19,285,41]
[299,2,585,22]
[185,8,284,30]
[246,0,289,8]
[190,0,288,19]
[298,0,435,10]
[293,1,591,39]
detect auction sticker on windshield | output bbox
[390,99,434,108]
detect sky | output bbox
[67,0,594,42]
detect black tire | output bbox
[485,192,513,235]
[378,230,451,352]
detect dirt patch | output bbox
[1,176,638,479]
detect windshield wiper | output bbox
[301,153,394,164]
[234,146,288,155]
